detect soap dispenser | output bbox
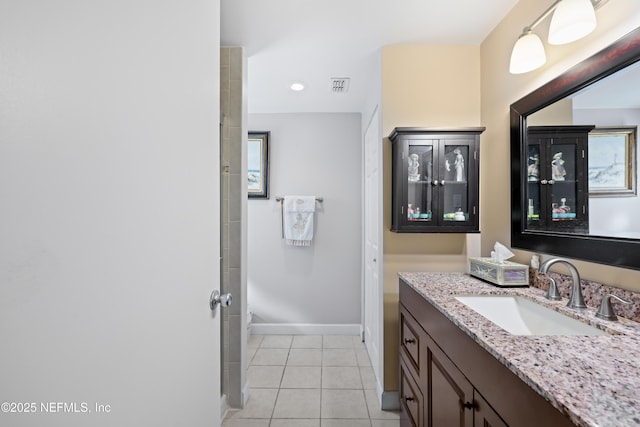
[531,254,540,269]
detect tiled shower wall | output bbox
[220,47,246,409]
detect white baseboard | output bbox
[250,323,361,336]
[241,382,249,408]
[220,394,229,423]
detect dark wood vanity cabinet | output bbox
[390,127,484,233]
[400,304,497,427]
[474,393,508,427]
[399,280,574,427]
[525,126,593,233]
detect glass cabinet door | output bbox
[406,140,435,223]
[440,142,471,223]
[526,126,590,233]
[548,142,579,227]
[526,142,542,227]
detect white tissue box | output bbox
[469,257,529,287]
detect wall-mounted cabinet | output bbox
[390,128,485,233]
[526,126,593,234]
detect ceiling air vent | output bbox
[331,77,350,94]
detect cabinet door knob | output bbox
[462,401,476,410]
[404,395,415,402]
[540,179,548,184]
[433,180,439,186]
[441,180,445,186]
[403,338,416,344]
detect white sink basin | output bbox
[455,295,608,336]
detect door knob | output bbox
[210,290,233,311]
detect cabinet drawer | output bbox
[400,306,422,375]
[400,359,423,427]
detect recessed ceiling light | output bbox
[290,82,305,91]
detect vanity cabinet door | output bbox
[390,127,484,233]
[426,333,474,427]
[474,392,508,427]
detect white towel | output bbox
[283,195,316,246]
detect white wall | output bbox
[361,50,383,137]
[575,108,640,236]
[0,1,221,426]
[247,113,362,331]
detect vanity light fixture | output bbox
[290,82,305,91]
[509,30,547,75]
[548,0,597,44]
[509,0,606,74]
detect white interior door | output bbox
[0,1,221,425]
[363,108,383,389]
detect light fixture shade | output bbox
[548,0,596,45]
[510,31,547,74]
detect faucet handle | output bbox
[545,277,562,301]
[596,294,632,321]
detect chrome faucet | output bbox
[596,294,632,321]
[539,258,587,309]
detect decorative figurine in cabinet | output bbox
[526,126,593,233]
[390,127,485,233]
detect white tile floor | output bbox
[222,335,399,427]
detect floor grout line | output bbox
[228,335,397,426]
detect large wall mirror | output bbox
[511,26,640,270]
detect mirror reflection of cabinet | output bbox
[510,27,640,269]
[390,127,485,233]
[526,126,593,233]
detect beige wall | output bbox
[528,98,573,126]
[381,45,482,390]
[480,0,640,293]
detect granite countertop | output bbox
[399,272,640,427]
